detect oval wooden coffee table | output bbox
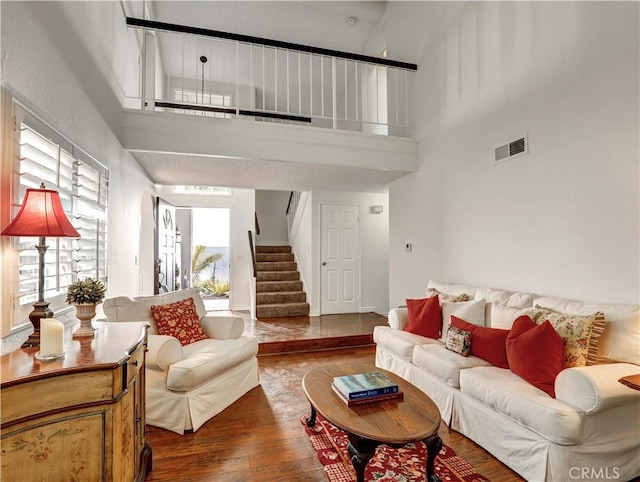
[302,361,442,482]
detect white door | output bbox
[321,204,360,314]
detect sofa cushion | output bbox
[532,305,604,368]
[426,287,469,303]
[533,296,640,365]
[427,280,477,299]
[504,292,537,309]
[373,325,440,361]
[473,287,535,324]
[444,325,471,357]
[459,366,584,445]
[413,344,491,388]
[404,296,441,339]
[474,287,535,309]
[441,299,485,342]
[474,287,512,305]
[166,336,259,391]
[103,288,206,334]
[151,297,208,346]
[451,316,510,368]
[506,316,564,397]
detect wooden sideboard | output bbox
[1,321,152,481]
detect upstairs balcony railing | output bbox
[125,18,417,137]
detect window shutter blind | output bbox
[14,107,108,313]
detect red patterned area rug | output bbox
[301,414,490,482]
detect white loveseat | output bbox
[103,288,259,434]
[374,280,640,482]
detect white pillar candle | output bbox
[40,319,65,356]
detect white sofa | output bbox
[103,288,259,434]
[375,280,640,482]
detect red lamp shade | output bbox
[1,187,79,238]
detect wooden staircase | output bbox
[255,245,310,318]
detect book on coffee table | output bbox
[331,383,404,406]
[333,371,399,400]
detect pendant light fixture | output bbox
[200,55,207,104]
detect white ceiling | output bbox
[135,1,410,193]
[133,151,407,193]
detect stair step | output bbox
[257,302,310,318]
[256,261,297,272]
[257,291,307,305]
[256,271,299,282]
[256,281,303,293]
[253,245,309,319]
[255,245,291,254]
[256,253,294,262]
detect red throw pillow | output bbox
[451,316,510,368]
[506,315,564,397]
[151,297,208,346]
[404,296,441,339]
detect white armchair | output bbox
[103,288,259,434]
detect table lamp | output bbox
[1,183,80,347]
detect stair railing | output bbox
[248,230,257,278]
[286,191,301,234]
[248,230,257,320]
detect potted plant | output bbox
[66,277,106,338]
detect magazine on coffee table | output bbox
[331,383,404,406]
[333,371,399,400]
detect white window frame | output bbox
[173,88,232,118]
[1,97,108,334]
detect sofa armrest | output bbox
[388,307,409,330]
[200,315,245,339]
[147,335,184,371]
[555,363,640,413]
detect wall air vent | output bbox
[495,135,528,163]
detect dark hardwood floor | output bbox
[145,313,524,481]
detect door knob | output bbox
[322,261,327,266]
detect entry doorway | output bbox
[190,208,231,311]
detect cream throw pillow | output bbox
[441,299,486,341]
[490,303,533,330]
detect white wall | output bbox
[385,2,639,306]
[1,2,155,349]
[255,190,290,245]
[157,187,255,311]
[310,191,389,316]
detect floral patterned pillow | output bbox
[151,297,208,346]
[426,288,470,303]
[445,325,472,357]
[532,306,605,368]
